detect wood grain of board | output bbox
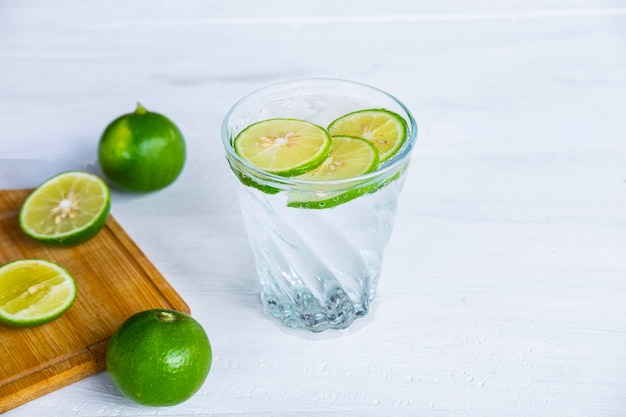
[0,189,190,413]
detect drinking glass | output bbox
[221,78,417,332]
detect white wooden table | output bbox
[2,1,625,415]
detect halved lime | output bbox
[288,136,381,209]
[0,259,77,327]
[19,171,111,246]
[328,108,408,162]
[233,118,332,177]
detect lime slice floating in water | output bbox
[296,136,380,181]
[19,171,111,246]
[288,135,381,209]
[0,259,77,327]
[233,118,332,177]
[328,108,408,162]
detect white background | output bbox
[1,1,625,416]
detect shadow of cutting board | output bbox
[0,189,190,413]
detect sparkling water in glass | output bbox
[221,79,417,332]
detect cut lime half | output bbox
[0,259,77,327]
[288,136,381,209]
[19,171,111,246]
[233,118,332,177]
[328,108,407,162]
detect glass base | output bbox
[262,288,370,332]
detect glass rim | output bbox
[221,77,418,187]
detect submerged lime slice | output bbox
[232,168,281,195]
[233,118,331,177]
[328,108,407,162]
[0,259,77,327]
[288,136,381,209]
[19,171,111,246]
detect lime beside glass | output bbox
[106,309,212,406]
[98,103,186,193]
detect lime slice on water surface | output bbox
[233,118,332,177]
[288,135,381,209]
[296,136,380,181]
[328,108,407,162]
[19,171,111,246]
[0,259,77,327]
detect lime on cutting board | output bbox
[19,171,111,246]
[0,259,77,328]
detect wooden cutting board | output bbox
[0,189,190,413]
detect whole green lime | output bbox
[106,309,212,406]
[98,103,186,192]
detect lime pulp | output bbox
[19,171,111,246]
[0,259,77,327]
